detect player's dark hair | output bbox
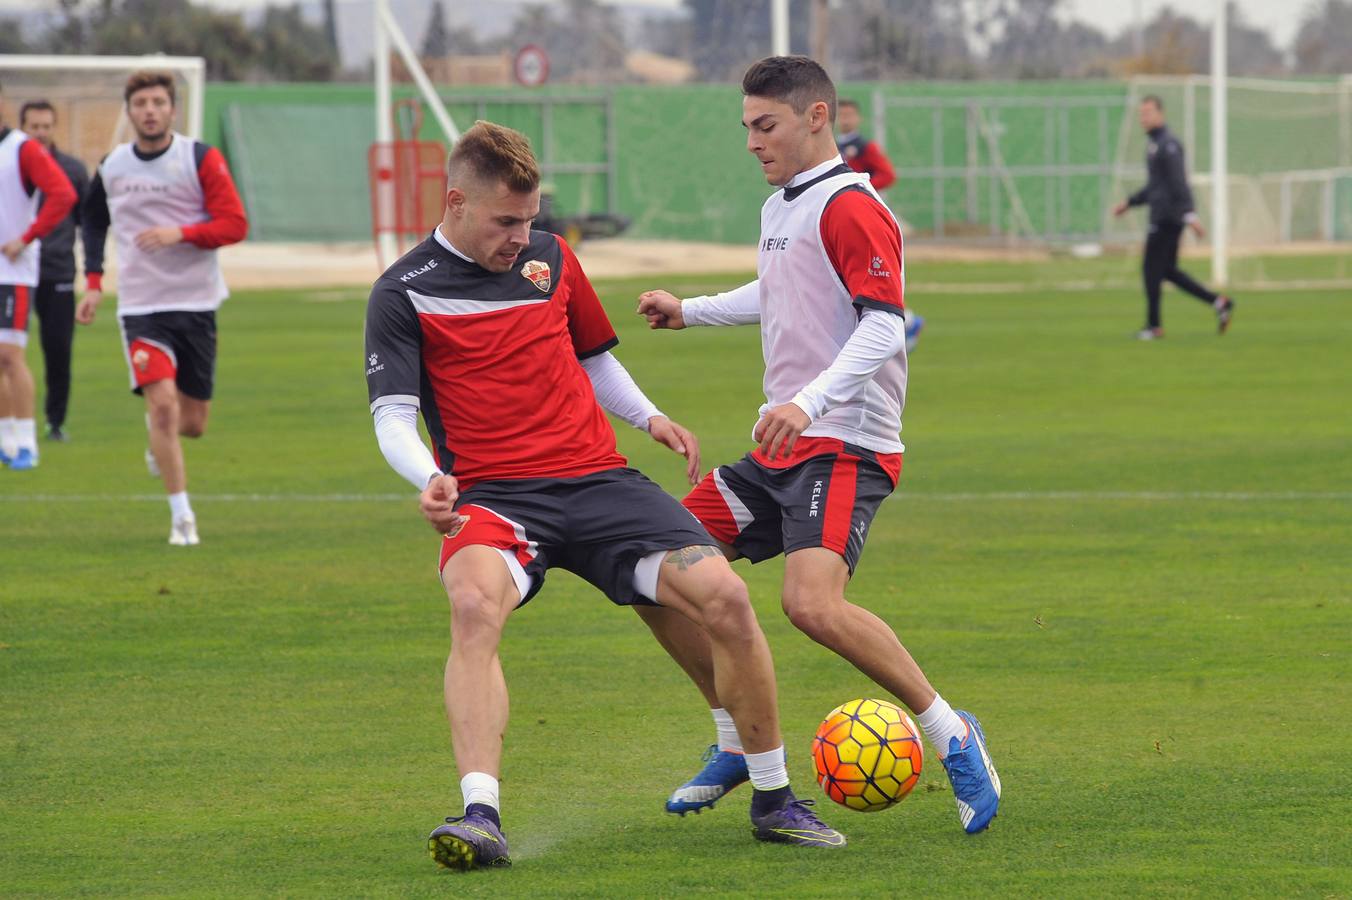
[1141,94,1164,111]
[19,100,56,126]
[838,98,859,111]
[124,70,176,106]
[742,56,837,122]
[447,120,540,194]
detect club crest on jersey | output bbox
[521,260,551,292]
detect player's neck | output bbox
[788,150,843,187]
[135,132,172,155]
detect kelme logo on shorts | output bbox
[133,348,150,372]
[521,260,551,292]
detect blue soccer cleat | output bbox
[665,744,750,815]
[941,710,1002,834]
[7,448,38,470]
[0,448,10,467]
[750,796,846,848]
[428,811,511,871]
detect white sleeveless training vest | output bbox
[0,128,41,287]
[757,165,907,455]
[100,132,227,314]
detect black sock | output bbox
[751,785,793,816]
[466,802,501,828]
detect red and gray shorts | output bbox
[118,310,218,400]
[0,283,32,347]
[683,437,902,575]
[438,466,715,607]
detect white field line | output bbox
[916,278,1352,294]
[3,491,1350,503]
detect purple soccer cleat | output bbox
[428,811,511,871]
[750,796,846,848]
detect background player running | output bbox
[79,71,248,544]
[364,121,844,872]
[637,56,1002,835]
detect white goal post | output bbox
[371,0,463,263]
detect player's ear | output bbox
[808,100,830,133]
[445,187,466,218]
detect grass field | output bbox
[3,257,1350,897]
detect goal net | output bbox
[1106,75,1352,288]
[0,54,205,177]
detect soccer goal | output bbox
[1105,74,1352,289]
[0,54,205,175]
[369,0,463,266]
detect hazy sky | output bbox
[0,0,1307,52]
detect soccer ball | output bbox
[812,698,923,812]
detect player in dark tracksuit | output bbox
[20,101,89,440]
[1113,94,1233,340]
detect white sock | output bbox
[460,771,500,812]
[0,416,15,457]
[744,746,790,791]
[15,418,36,453]
[916,693,968,760]
[711,707,743,753]
[168,491,194,521]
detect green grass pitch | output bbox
[2,258,1350,897]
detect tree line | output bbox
[3,0,1350,83]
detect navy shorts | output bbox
[118,310,217,400]
[683,437,901,575]
[438,467,716,607]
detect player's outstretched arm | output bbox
[638,280,760,330]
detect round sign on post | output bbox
[514,44,550,87]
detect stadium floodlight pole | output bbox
[1210,0,1228,286]
[0,54,206,139]
[771,0,790,56]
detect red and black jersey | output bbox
[365,228,627,488]
[836,134,896,191]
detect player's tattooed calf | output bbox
[665,545,723,571]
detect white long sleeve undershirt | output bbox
[782,309,907,422]
[370,352,661,491]
[373,402,442,491]
[682,280,761,327]
[579,350,663,430]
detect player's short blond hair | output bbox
[447,121,540,194]
[124,70,176,106]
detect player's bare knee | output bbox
[447,583,503,639]
[179,419,206,438]
[694,573,754,639]
[782,589,838,641]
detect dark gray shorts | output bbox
[438,467,715,606]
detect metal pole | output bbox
[966,103,978,223]
[374,0,398,265]
[772,0,790,56]
[933,105,944,238]
[811,0,830,63]
[1210,0,1228,285]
